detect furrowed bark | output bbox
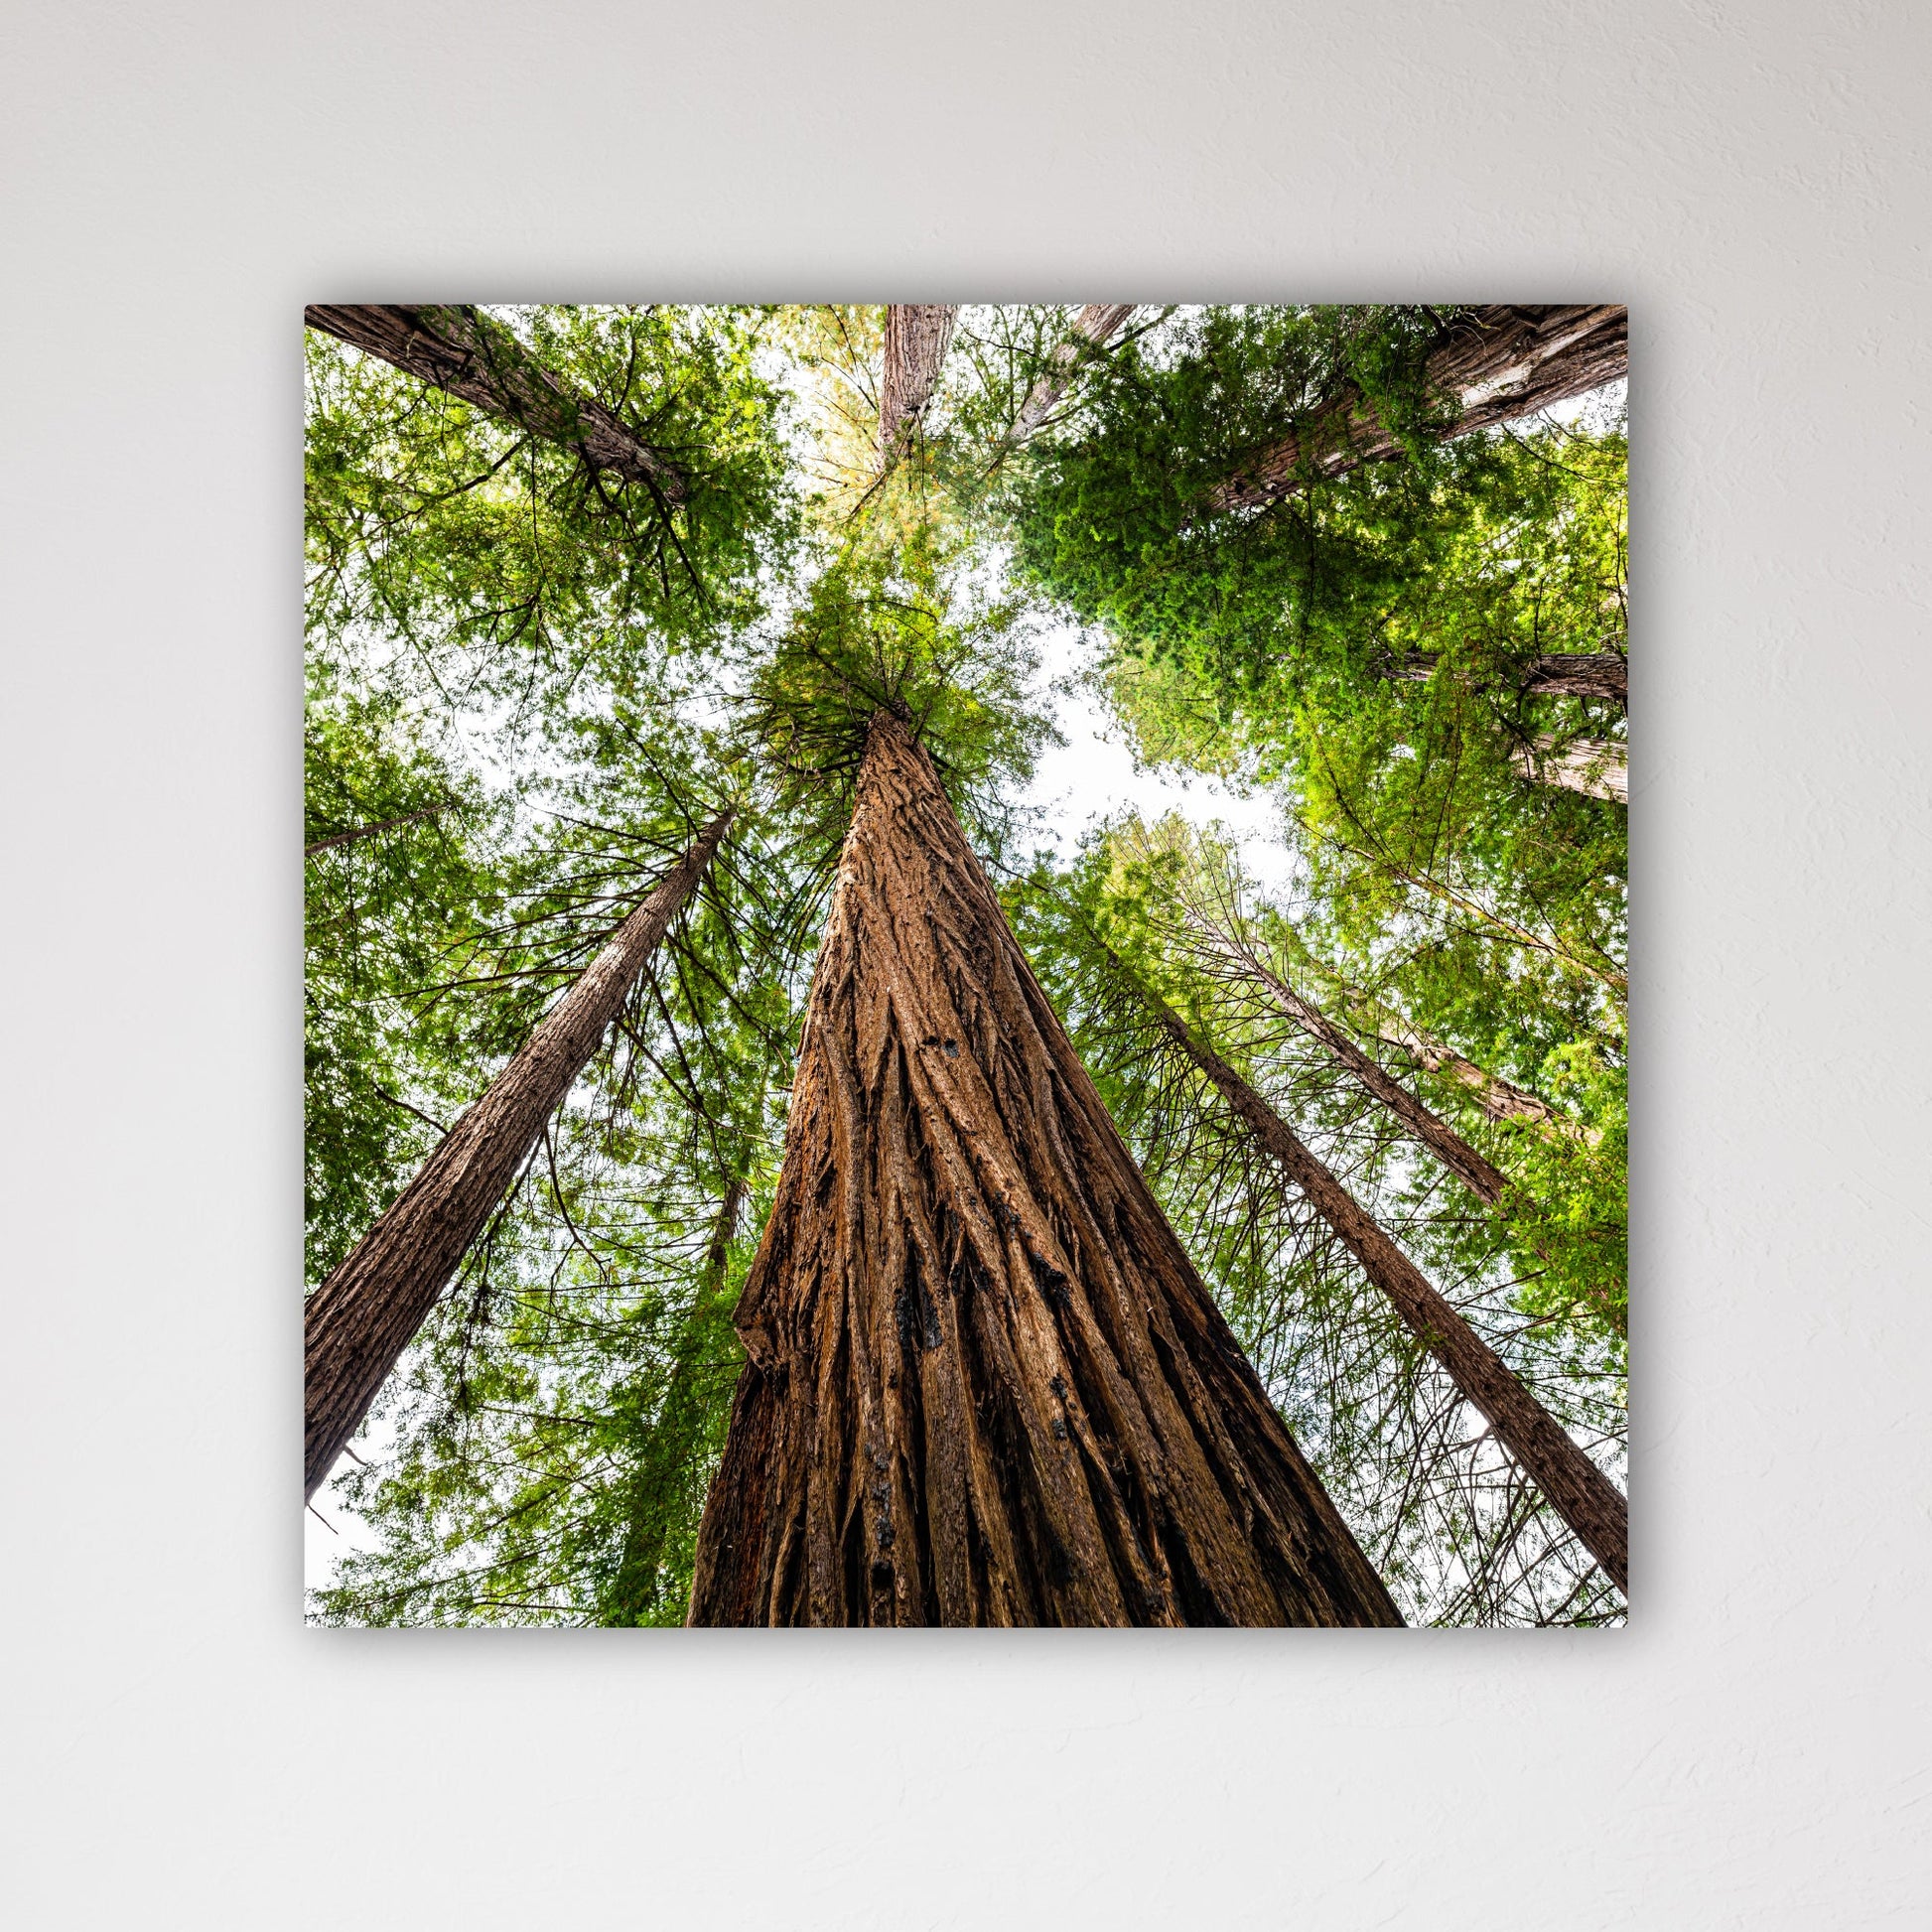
[602,1174,750,1624]
[1139,990,1628,1592]
[304,811,732,1501]
[1008,304,1137,443]
[304,304,688,502]
[688,713,1400,1626]
[1382,652,1627,707]
[1514,735,1627,802]
[1210,305,1627,512]
[878,305,959,469]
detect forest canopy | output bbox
[304,303,1627,1627]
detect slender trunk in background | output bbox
[877,305,959,469]
[1514,735,1628,802]
[1361,1006,1586,1142]
[1138,987,1628,1591]
[1008,304,1137,443]
[1382,652,1627,707]
[304,305,689,501]
[305,803,449,857]
[601,1174,751,1625]
[1230,954,1512,1204]
[1209,305,1627,511]
[304,812,733,1501]
[688,713,1400,1626]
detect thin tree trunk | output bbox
[304,803,449,856]
[1137,989,1628,1592]
[1358,1006,1583,1142]
[602,1174,750,1624]
[1209,305,1627,512]
[1008,304,1136,443]
[304,304,688,501]
[1514,735,1627,802]
[878,305,959,469]
[1383,652,1627,706]
[688,713,1400,1626]
[304,811,732,1501]
[1228,954,1511,1204]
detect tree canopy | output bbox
[306,304,1628,1626]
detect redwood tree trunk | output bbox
[1361,1007,1583,1142]
[1514,735,1628,802]
[304,812,731,1501]
[1383,651,1627,706]
[1209,305,1627,511]
[1009,304,1137,442]
[688,714,1400,1626]
[1142,993,1628,1591]
[304,304,688,501]
[878,305,959,468]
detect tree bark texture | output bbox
[687,713,1401,1626]
[1383,652,1627,706]
[602,1175,750,1624]
[1514,735,1628,803]
[304,812,732,1501]
[1208,306,1627,512]
[1142,993,1628,1591]
[304,304,688,502]
[877,305,959,468]
[1008,304,1137,443]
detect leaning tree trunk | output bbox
[1361,1006,1586,1143]
[877,305,959,470]
[1382,651,1627,706]
[1513,735,1628,803]
[304,812,732,1501]
[304,304,688,501]
[1209,305,1627,512]
[688,713,1400,1626]
[1008,304,1137,443]
[602,1174,750,1625]
[1138,989,1628,1591]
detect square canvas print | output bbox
[304,304,1627,1626]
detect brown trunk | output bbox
[602,1174,750,1624]
[1140,992,1628,1592]
[1209,305,1627,512]
[304,812,732,1501]
[1514,735,1627,802]
[1235,957,1510,1205]
[304,304,688,502]
[878,305,959,468]
[1361,1008,1582,1141]
[688,714,1400,1626]
[1008,304,1137,443]
[305,804,449,856]
[1383,652,1627,706]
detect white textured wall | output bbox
[2,4,1925,1923]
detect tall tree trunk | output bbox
[304,304,688,502]
[305,803,449,857]
[1227,954,1511,1205]
[304,812,732,1501]
[1136,988,1628,1592]
[1209,305,1627,512]
[1383,651,1627,706]
[602,1174,750,1625]
[1357,1005,1584,1142]
[688,713,1400,1626]
[878,305,959,469]
[1513,735,1627,802]
[1008,304,1136,443]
